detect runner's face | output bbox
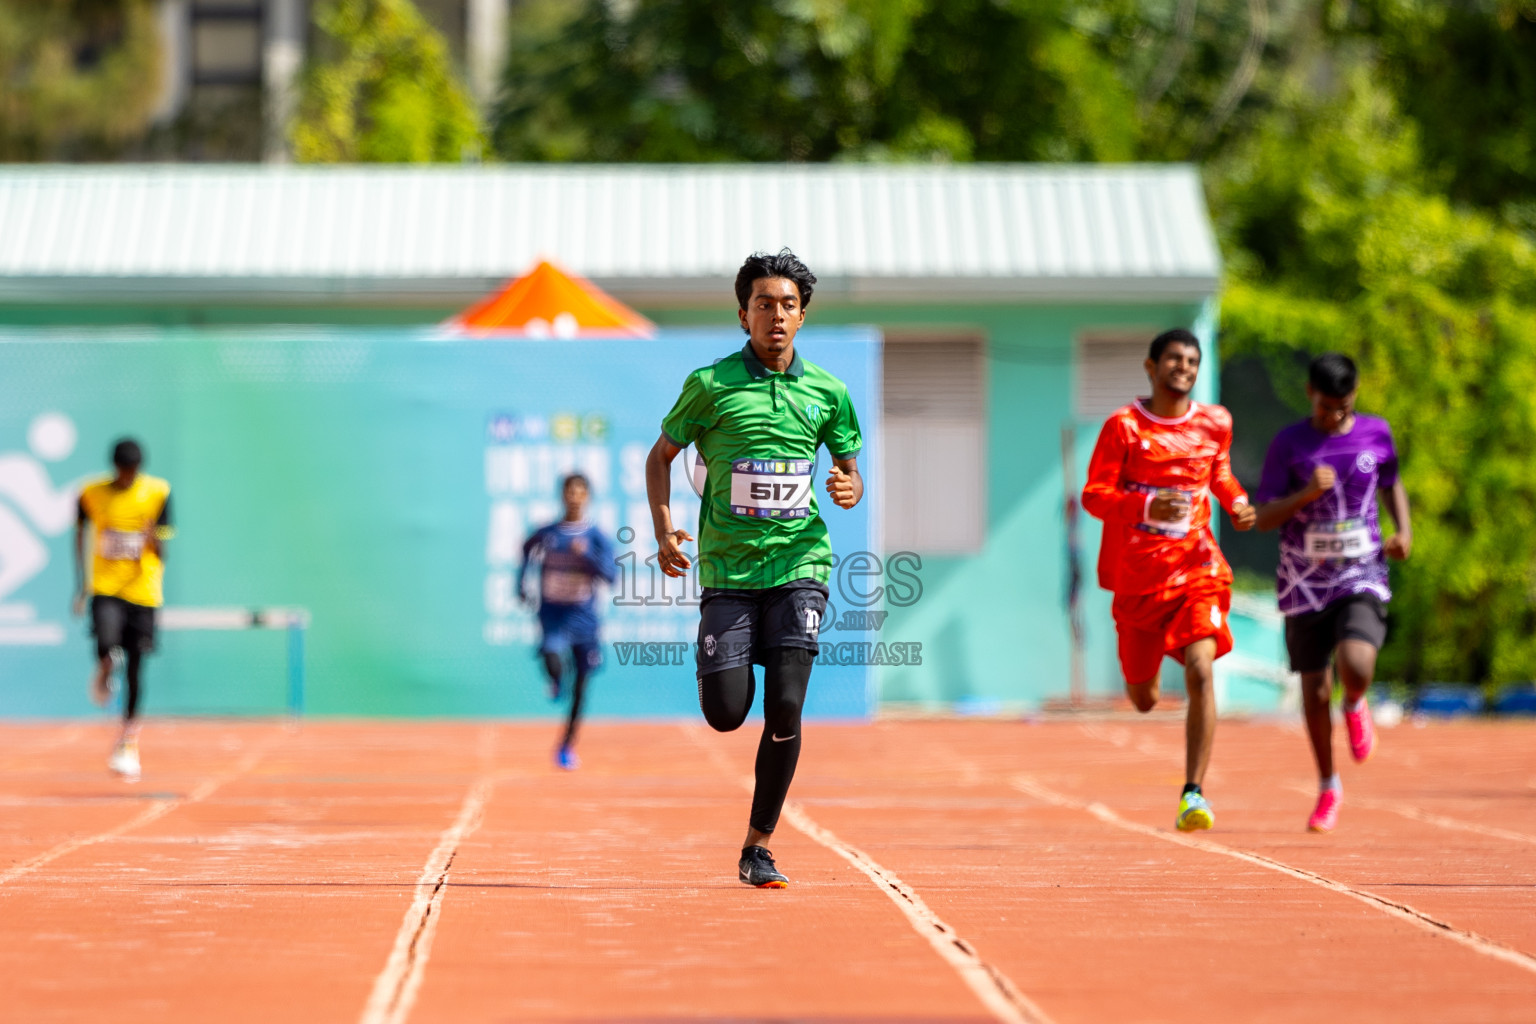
[1145,342,1200,396]
[1308,386,1356,433]
[563,480,589,519]
[738,277,805,361]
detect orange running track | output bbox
[1,717,1533,1023]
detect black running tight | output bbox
[543,651,591,748]
[123,648,143,721]
[698,646,814,836]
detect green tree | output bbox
[292,0,483,163]
[0,0,162,160]
[1343,0,1536,231]
[493,0,1141,163]
[1216,73,1536,684]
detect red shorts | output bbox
[1111,583,1233,684]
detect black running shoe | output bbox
[739,845,789,888]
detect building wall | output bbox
[1,291,1284,713]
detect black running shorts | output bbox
[91,595,157,660]
[696,579,828,678]
[1284,592,1387,674]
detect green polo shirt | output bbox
[661,342,863,589]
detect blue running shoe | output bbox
[1176,790,1215,831]
[555,745,579,771]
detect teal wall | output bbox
[0,293,1287,716]
[0,326,879,719]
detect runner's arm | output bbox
[1080,422,1144,524]
[146,494,173,561]
[1253,432,1324,530]
[1254,472,1332,531]
[1211,439,1256,529]
[517,528,544,603]
[825,456,862,509]
[584,529,619,584]
[1381,478,1412,560]
[72,497,88,615]
[646,434,693,578]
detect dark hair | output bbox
[1148,328,1201,362]
[111,438,143,470]
[1309,352,1358,397]
[562,472,589,492]
[734,249,816,312]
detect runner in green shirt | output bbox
[646,249,864,888]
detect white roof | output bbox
[0,164,1220,305]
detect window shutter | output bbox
[882,338,986,554]
[1076,332,1157,422]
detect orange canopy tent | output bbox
[446,260,655,338]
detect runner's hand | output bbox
[1229,500,1257,532]
[1384,532,1411,560]
[657,529,694,578]
[825,466,857,509]
[1307,465,1336,498]
[1148,490,1190,523]
[71,591,87,617]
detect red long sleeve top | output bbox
[1082,400,1249,597]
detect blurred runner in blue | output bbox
[519,473,615,771]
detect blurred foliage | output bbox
[1216,70,1536,684]
[1344,0,1536,230]
[292,0,482,162]
[493,0,1145,161]
[0,0,161,159]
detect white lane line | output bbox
[1012,775,1536,978]
[0,735,277,887]
[683,725,1051,1024]
[358,775,495,1024]
[1283,784,1536,846]
[780,801,1054,1024]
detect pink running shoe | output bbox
[1345,699,1376,763]
[1308,788,1341,832]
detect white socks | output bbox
[1320,774,1342,793]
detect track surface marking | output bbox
[686,723,1049,1024]
[1283,782,1536,846]
[1012,774,1536,976]
[0,727,279,886]
[359,775,495,1024]
[3,718,1535,1023]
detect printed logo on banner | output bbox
[0,412,84,645]
[482,410,699,650]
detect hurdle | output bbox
[158,607,313,716]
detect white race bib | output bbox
[1302,520,1377,561]
[1129,483,1196,539]
[730,458,813,519]
[99,529,146,562]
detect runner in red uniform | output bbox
[1083,328,1257,831]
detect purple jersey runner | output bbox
[1256,414,1399,616]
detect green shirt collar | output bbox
[741,341,804,379]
